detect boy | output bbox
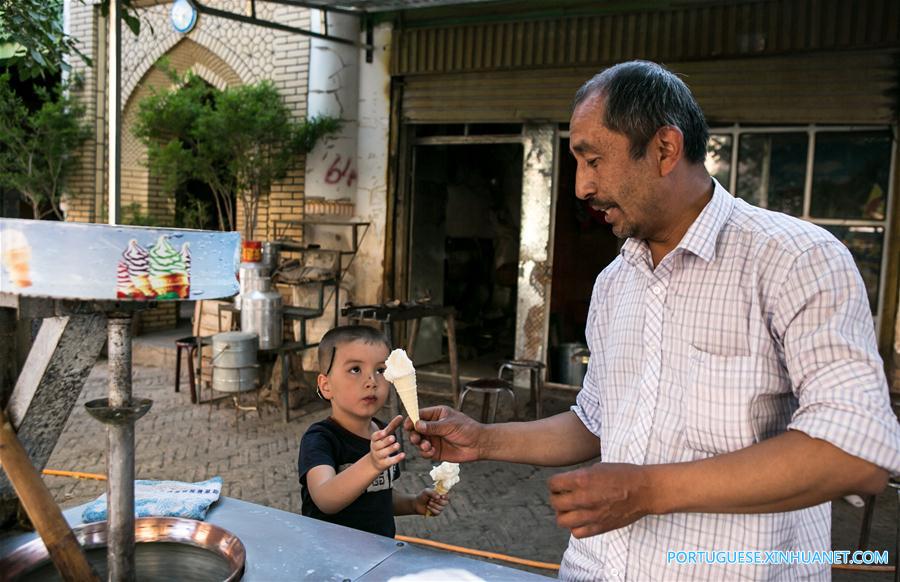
[298,325,449,537]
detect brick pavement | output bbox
[41,361,897,580]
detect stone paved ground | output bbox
[40,361,897,580]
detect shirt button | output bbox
[651,285,662,295]
[610,568,619,576]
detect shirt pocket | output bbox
[683,345,763,455]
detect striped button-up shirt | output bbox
[565,179,900,581]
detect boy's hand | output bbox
[369,415,405,472]
[415,488,449,516]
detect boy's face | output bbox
[317,340,390,424]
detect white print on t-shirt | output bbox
[337,463,399,492]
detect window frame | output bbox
[709,124,897,329]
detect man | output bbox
[405,61,900,581]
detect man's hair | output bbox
[317,325,391,374]
[573,60,709,165]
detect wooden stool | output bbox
[856,477,900,582]
[458,378,518,423]
[499,359,546,419]
[174,336,201,404]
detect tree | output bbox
[0,73,90,219]
[200,81,340,240]
[0,0,143,81]
[134,69,340,239]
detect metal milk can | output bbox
[235,261,269,310]
[240,278,283,350]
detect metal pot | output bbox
[212,365,259,394]
[240,281,283,350]
[0,517,246,582]
[261,242,280,273]
[235,262,269,310]
[211,331,258,369]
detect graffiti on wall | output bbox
[324,153,358,188]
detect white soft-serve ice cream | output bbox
[429,462,460,494]
[384,348,419,424]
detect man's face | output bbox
[569,95,660,240]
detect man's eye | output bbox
[587,158,600,168]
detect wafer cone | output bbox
[425,482,448,517]
[393,373,419,424]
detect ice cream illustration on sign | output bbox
[1,228,32,288]
[384,348,419,424]
[116,236,191,300]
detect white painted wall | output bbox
[305,11,359,204]
[351,22,392,306]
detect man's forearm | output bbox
[649,430,888,516]
[481,411,601,466]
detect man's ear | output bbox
[317,373,331,400]
[654,126,684,177]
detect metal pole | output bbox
[106,315,134,581]
[107,0,121,225]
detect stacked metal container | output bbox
[240,277,283,350]
[211,331,259,393]
[235,261,268,310]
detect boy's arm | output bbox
[306,416,406,515]
[306,457,384,515]
[393,489,450,516]
[392,490,418,516]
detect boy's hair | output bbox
[317,325,391,375]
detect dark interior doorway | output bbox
[409,143,523,376]
[548,138,619,383]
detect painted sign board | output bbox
[0,219,239,301]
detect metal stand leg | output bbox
[857,494,877,551]
[106,316,136,582]
[445,314,460,407]
[281,352,290,423]
[84,313,152,582]
[81,315,147,581]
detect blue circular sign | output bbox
[171,0,198,34]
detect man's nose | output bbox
[574,166,596,200]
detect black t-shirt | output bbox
[298,417,400,538]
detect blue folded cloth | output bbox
[82,477,223,523]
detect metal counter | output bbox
[0,497,551,581]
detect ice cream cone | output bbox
[1,230,32,288]
[425,482,448,517]
[132,274,155,298]
[151,272,190,299]
[393,373,419,424]
[148,235,189,299]
[4,248,31,288]
[425,462,460,517]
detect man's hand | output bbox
[404,406,483,463]
[548,462,655,538]
[369,415,405,472]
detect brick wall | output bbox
[67,0,312,333]
[66,1,103,224]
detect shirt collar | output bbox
[620,178,734,266]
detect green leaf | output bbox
[122,11,141,36]
[0,42,26,60]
